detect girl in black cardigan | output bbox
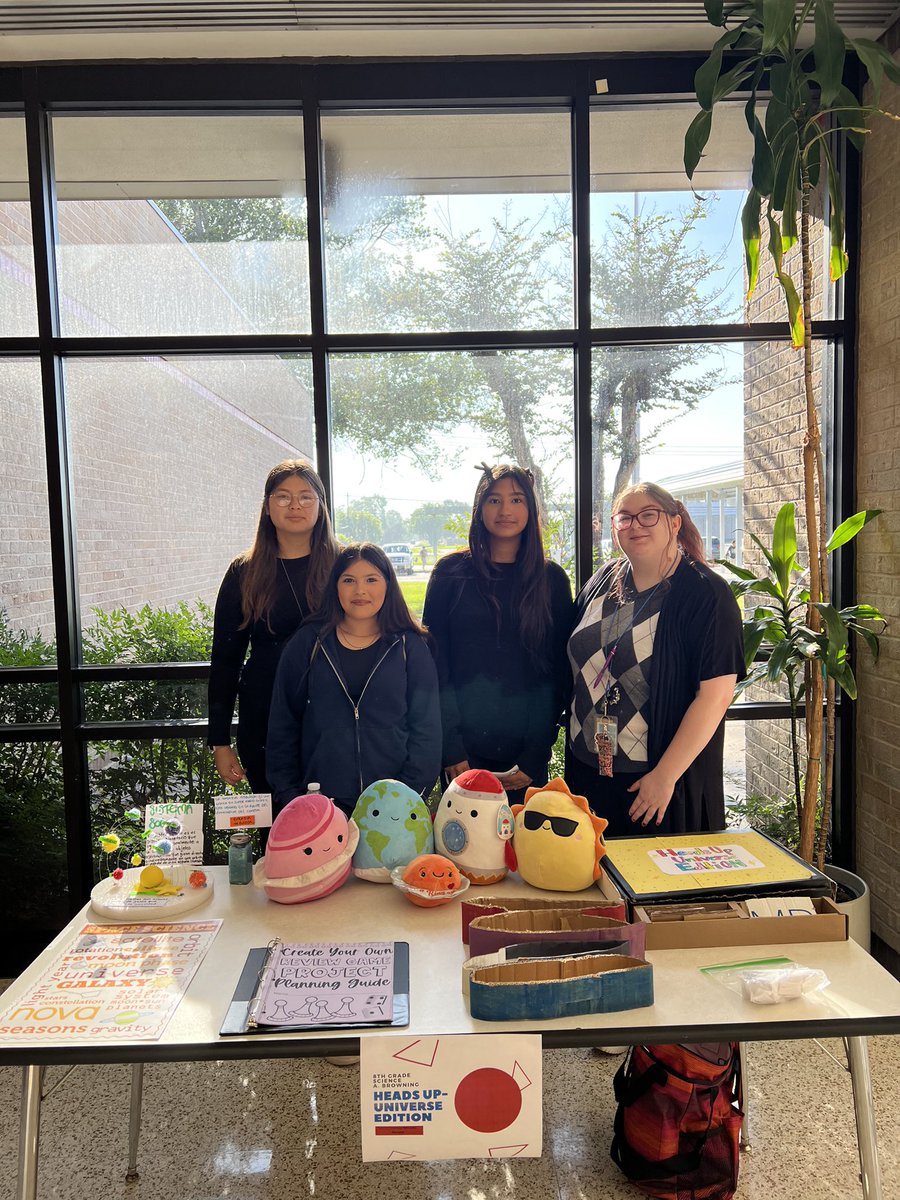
[267,543,441,815]
[423,464,573,805]
[567,481,745,836]
[207,460,339,793]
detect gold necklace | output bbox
[337,624,380,648]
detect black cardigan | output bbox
[423,553,574,783]
[266,625,442,813]
[571,557,746,833]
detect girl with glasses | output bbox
[566,481,745,836]
[207,460,339,793]
[266,543,441,815]
[423,463,574,805]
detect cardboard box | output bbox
[468,908,646,959]
[635,896,848,950]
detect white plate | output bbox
[90,865,214,922]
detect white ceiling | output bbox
[0,0,897,61]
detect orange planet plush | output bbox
[400,854,463,908]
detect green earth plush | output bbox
[350,779,434,882]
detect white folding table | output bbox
[3,866,899,1199]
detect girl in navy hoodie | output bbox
[266,543,441,816]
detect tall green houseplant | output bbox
[684,0,899,864]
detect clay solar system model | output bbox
[350,778,434,882]
[506,778,608,892]
[432,769,514,884]
[253,789,359,904]
[391,853,469,907]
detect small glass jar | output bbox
[228,832,253,885]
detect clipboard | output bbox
[219,940,410,1036]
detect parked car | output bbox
[382,543,414,575]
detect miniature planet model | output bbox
[392,854,470,908]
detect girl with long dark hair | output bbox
[207,459,339,792]
[266,543,441,815]
[567,481,745,836]
[422,463,573,804]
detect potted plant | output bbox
[722,502,885,872]
[684,0,899,865]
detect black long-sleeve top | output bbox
[207,556,310,749]
[422,553,574,784]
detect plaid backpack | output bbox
[610,1041,743,1200]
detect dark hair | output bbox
[311,543,426,639]
[464,462,552,669]
[609,481,707,597]
[238,460,339,630]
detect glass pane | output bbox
[726,717,805,853]
[53,115,309,336]
[0,741,69,948]
[330,348,576,605]
[0,117,38,336]
[0,360,56,659]
[88,736,230,878]
[590,103,831,326]
[323,110,572,333]
[590,340,826,566]
[64,355,314,663]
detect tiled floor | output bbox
[1,1035,898,1200]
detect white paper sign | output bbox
[649,844,766,875]
[360,1034,542,1161]
[213,793,273,831]
[144,802,204,865]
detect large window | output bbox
[0,60,852,972]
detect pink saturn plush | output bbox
[253,791,359,904]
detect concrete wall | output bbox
[856,52,900,956]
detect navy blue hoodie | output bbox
[266,624,441,814]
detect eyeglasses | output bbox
[611,507,665,531]
[271,492,318,509]
[522,810,578,838]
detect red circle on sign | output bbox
[454,1067,522,1133]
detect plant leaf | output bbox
[772,502,798,589]
[742,189,762,297]
[695,26,742,110]
[850,37,900,102]
[825,146,850,282]
[841,603,885,622]
[748,105,775,194]
[853,627,881,662]
[814,0,845,107]
[704,0,725,26]
[826,508,882,551]
[766,212,804,346]
[684,109,714,179]
[721,560,761,581]
[766,637,795,682]
[762,0,795,53]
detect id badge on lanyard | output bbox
[595,717,618,778]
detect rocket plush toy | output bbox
[506,777,608,892]
[253,790,359,904]
[350,778,434,882]
[432,769,514,885]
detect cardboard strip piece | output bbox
[461,893,626,944]
[461,938,629,997]
[467,908,646,961]
[469,953,654,1021]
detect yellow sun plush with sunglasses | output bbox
[505,778,608,892]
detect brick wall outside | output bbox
[0,197,313,646]
[856,62,900,955]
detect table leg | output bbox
[738,1042,751,1150]
[125,1063,145,1182]
[847,1036,882,1200]
[16,1065,44,1200]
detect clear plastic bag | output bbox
[701,956,830,1005]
